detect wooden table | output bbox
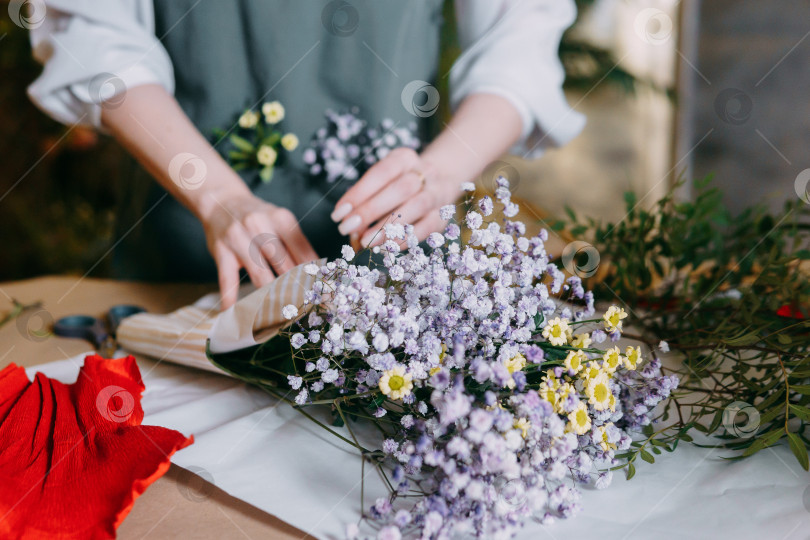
[0,276,310,539]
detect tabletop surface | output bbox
[5,276,809,540]
[0,275,310,540]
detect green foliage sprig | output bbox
[555,177,810,471]
[0,298,43,329]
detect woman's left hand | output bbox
[329,94,525,250]
[330,147,459,250]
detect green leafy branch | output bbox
[0,298,47,336]
[554,176,810,471]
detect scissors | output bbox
[53,305,146,358]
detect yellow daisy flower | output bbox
[571,333,592,349]
[542,317,572,346]
[586,373,613,411]
[558,381,576,401]
[624,346,642,370]
[539,384,558,411]
[428,344,447,373]
[563,350,587,373]
[567,402,592,435]
[262,101,285,124]
[540,382,574,415]
[257,145,277,166]
[504,353,527,374]
[280,133,299,151]
[487,401,506,412]
[379,365,413,401]
[595,423,617,452]
[580,361,602,381]
[514,417,531,439]
[238,110,259,129]
[602,346,623,374]
[603,306,627,333]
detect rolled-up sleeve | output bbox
[27,0,174,129]
[450,0,586,157]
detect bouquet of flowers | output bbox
[216,101,299,184]
[302,108,420,199]
[210,179,678,539]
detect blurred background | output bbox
[0,0,804,281]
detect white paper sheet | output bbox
[28,354,810,540]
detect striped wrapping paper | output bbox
[117,261,321,374]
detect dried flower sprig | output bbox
[0,299,44,330]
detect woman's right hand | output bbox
[100,85,318,309]
[196,189,319,309]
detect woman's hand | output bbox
[197,189,318,309]
[101,85,319,310]
[330,148,458,250]
[330,94,524,250]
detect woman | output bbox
[28,0,584,309]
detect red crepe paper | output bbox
[0,355,193,539]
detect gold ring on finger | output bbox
[410,169,427,191]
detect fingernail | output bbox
[360,231,374,246]
[331,203,352,222]
[338,215,362,235]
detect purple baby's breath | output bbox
[444,223,460,240]
[277,177,677,539]
[305,108,420,189]
[322,368,339,383]
[290,333,307,349]
[341,245,355,261]
[478,196,494,216]
[591,328,607,343]
[439,204,456,221]
[426,232,445,249]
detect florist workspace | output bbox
[2,1,810,539]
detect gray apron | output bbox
[112,0,443,281]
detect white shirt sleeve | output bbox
[27,0,173,129]
[450,0,586,157]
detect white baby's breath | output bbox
[282,304,298,320]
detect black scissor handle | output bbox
[52,315,108,348]
[107,305,146,334]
